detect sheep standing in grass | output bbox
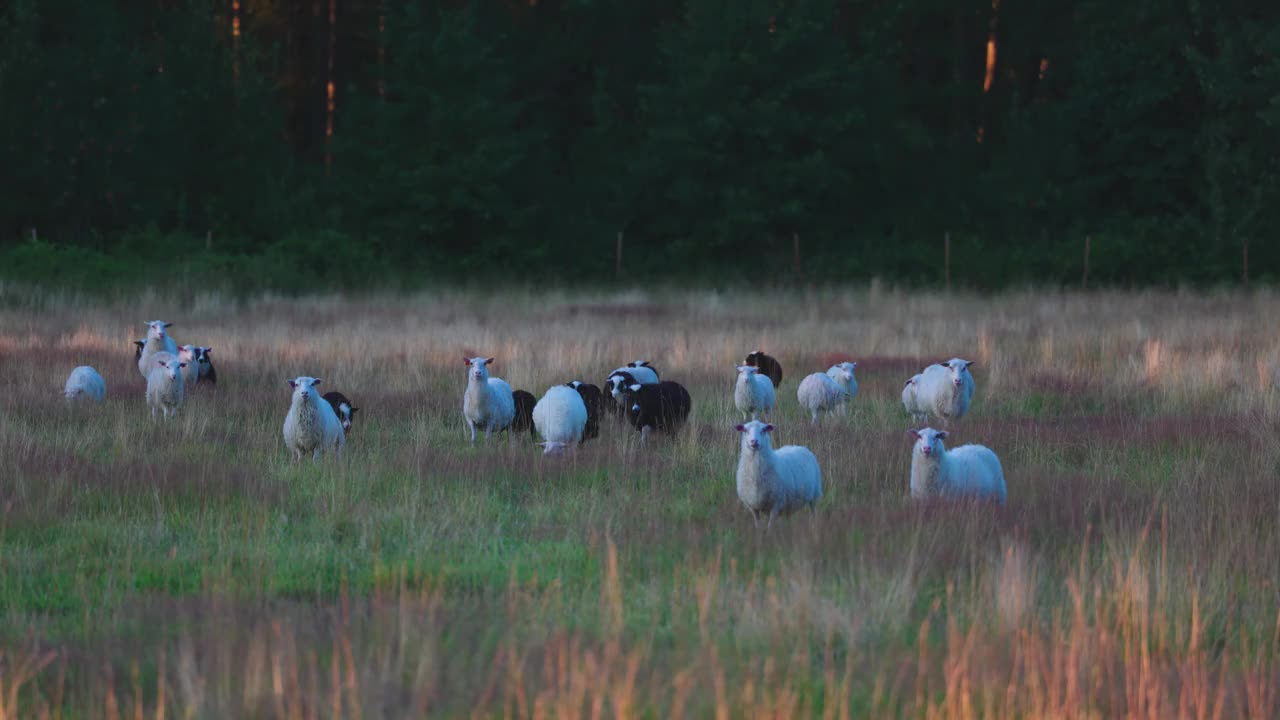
[606,362,660,416]
[735,420,822,530]
[64,366,106,403]
[567,381,604,439]
[826,362,859,414]
[462,356,516,445]
[796,373,849,424]
[908,427,1005,504]
[901,373,926,423]
[744,350,783,388]
[734,365,775,420]
[511,389,537,436]
[624,380,692,447]
[137,321,178,378]
[193,346,217,386]
[283,376,345,460]
[916,358,976,422]
[533,384,589,455]
[323,391,360,433]
[145,356,187,420]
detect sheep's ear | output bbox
[205,347,213,354]
[351,407,360,415]
[763,424,775,433]
[936,431,948,440]
[312,378,322,386]
[964,361,975,369]
[734,424,746,432]
[462,356,472,365]
[287,379,296,388]
[907,429,920,440]
[164,322,174,328]
[485,357,495,365]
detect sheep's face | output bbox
[737,365,759,382]
[910,428,948,458]
[608,372,637,399]
[943,359,975,387]
[179,345,196,363]
[288,376,321,402]
[336,402,358,431]
[735,420,775,452]
[465,357,494,381]
[156,359,184,381]
[195,347,213,366]
[145,321,173,343]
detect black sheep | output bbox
[624,380,692,446]
[511,389,537,436]
[567,381,604,440]
[744,350,783,389]
[194,346,217,386]
[323,391,360,432]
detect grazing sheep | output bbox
[511,389,537,436]
[908,427,1006,504]
[825,362,859,413]
[283,376,346,460]
[744,350,784,389]
[193,346,217,386]
[734,365,776,420]
[567,380,604,439]
[64,366,106,403]
[735,420,822,530]
[795,373,849,424]
[901,374,927,423]
[533,384,589,455]
[462,356,516,445]
[624,380,692,447]
[145,355,186,420]
[323,391,360,433]
[916,358,976,421]
[137,321,179,378]
[178,345,201,386]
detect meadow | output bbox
[2,284,1280,718]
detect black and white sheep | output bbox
[322,391,360,433]
[623,380,692,446]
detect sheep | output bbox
[795,372,849,424]
[193,346,217,386]
[623,380,692,447]
[744,350,783,389]
[734,364,776,420]
[178,345,201,386]
[64,366,106,403]
[901,373,927,424]
[734,420,822,529]
[915,358,976,422]
[132,339,145,362]
[532,384,589,455]
[137,321,178,378]
[145,354,186,420]
[282,376,345,460]
[825,362,859,414]
[908,427,1006,504]
[567,380,604,439]
[605,362,660,416]
[462,356,516,445]
[323,391,360,433]
[511,389,537,436]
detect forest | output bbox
[1,0,1277,289]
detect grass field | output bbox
[3,284,1280,718]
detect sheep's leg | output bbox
[640,425,651,448]
[293,448,303,462]
[766,508,780,531]
[484,426,492,443]
[468,423,477,446]
[313,447,322,461]
[810,411,819,425]
[751,510,762,529]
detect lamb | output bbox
[63,366,106,403]
[283,376,346,460]
[825,361,859,413]
[915,358,976,421]
[908,427,1006,504]
[567,380,604,439]
[624,380,692,446]
[322,391,360,433]
[137,321,178,378]
[734,420,822,529]
[743,350,783,388]
[901,373,927,424]
[178,345,201,386]
[532,384,589,455]
[462,356,516,445]
[795,372,850,424]
[734,365,776,420]
[145,355,187,420]
[193,346,217,386]
[511,389,537,436]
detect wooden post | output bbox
[944,232,951,291]
[792,233,801,277]
[1243,239,1250,289]
[615,232,623,279]
[1082,235,1091,289]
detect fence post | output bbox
[615,232,623,279]
[1082,235,1091,289]
[944,232,951,291]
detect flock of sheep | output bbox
[59,319,1008,530]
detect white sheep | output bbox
[908,427,1006,504]
[282,376,346,460]
[137,320,178,378]
[901,373,926,423]
[462,356,516,445]
[735,420,823,529]
[916,358,976,422]
[734,365,775,420]
[145,354,186,420]
[796,372,849,424]
[825,362,858,414]
[532,384,589,455]
[63,366,106,403]
[178,345,201,386]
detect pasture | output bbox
[2,285,1279,717]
